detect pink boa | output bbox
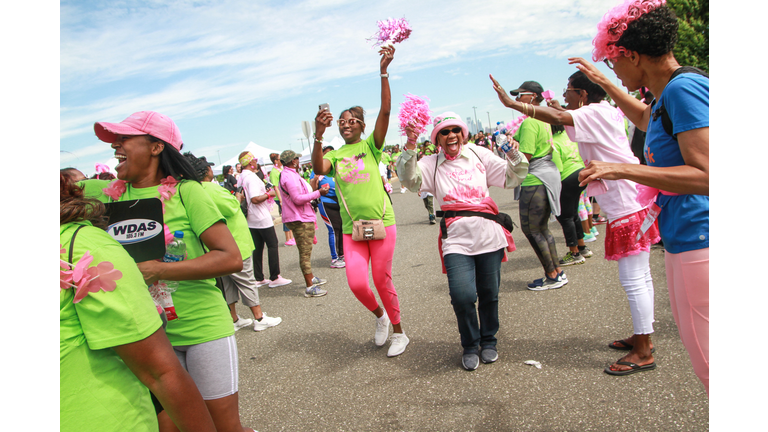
[592,0,666,61]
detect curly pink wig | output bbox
[592,0,666,62]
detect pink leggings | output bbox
[343,224,401,324]
[665,248,709,394]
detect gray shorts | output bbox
[222,256,260,307]
[173,335,239,400]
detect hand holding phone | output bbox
[318,103,332,127]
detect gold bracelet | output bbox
[531,105,536,118]
[520,103,527,116]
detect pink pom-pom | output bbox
[368,17,412,47]
[542,90,555,101]
[507,116,527,136]
[95,163,110,174]
[398,94,432,136]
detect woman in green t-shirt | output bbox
[310,45,410,358]
[60,173,215,432]
[81,111,256,432]
[508,81,566,291]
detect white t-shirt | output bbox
[565,101,643,221]
[240,169,274,229]
[417,144,509,256]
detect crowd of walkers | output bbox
[59,1,708,430]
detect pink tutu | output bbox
[604,207,660,261]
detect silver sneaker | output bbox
[304,284,328,298]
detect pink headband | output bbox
[592,0,666,62]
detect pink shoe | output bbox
[313,236,318,244]
[268,275,292,288]
[285,239,296,246]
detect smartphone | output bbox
[318,103,331,126]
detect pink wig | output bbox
[592,0,666,62]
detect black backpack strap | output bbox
[652,66,709,141]
[67,225,86,266]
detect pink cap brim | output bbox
[94,121,147,144]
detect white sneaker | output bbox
[400,188,407,194]
[387,332,410,357]
[255,279,270,287]
[269,275,292,288]
[233,316,254,331]
[374,313,390,346]
[311,276,327,286]
[253,313,282,331]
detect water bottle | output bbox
[160,231,187,293]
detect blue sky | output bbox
[59,0,625,174]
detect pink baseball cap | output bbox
[430,112,468,144]
[94,111,183,151]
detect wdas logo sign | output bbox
[109,219,162,244]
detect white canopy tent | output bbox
[213,142,281,176]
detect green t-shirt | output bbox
[323,133,396,234]
[202,182,255,260]
[514,117,553,186]
[381,152,392,165]
[424,143,436,155]
[391,151,402,163]
[81,179,234,346]
[269,167,282,201]
[551,131,585,181]
[60,221,162,432]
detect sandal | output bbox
[608,340,655,353]
[604,361,657,376]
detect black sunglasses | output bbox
[439,127,463,136]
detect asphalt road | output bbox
[231,177,708,432]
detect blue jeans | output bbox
[443,248,504,352]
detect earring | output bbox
[579,100,583,108]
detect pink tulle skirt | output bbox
[604,208,661,261]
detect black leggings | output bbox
[555,169,586,248]
[519,185,559,274]
[322,201,344,258]
[250,226,280,281]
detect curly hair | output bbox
[569,71,607,104]
[60,173,108,229]
[592,0,674,61]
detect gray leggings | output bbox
[519,185,560,274]
[173,335,239,400]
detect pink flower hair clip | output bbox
[368,17,412,48]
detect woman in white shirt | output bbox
[397,113,528,371]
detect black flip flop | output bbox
[604,361,657,376]
[608,340,655,353]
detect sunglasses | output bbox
[438,127,463,136]
[516,92,536,97]
[563,88,583,93]
[604,59,615,70]
[337,118,362,126]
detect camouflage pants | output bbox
[286,221,315,275]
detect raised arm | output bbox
[312,108,333,175]
[490,74,574,126]
[373,45,394,149]
[396,127,423,192]
[568,57,650,131]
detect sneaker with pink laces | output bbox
[269,275,292,288]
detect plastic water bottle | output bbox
[160,231,187,293]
